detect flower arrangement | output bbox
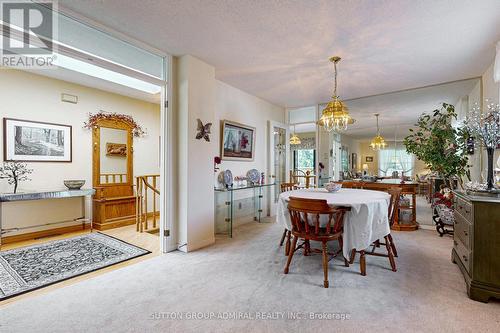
[84,111,146,137]
[465,100,500,190]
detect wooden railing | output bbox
[136,174,160,233]
[100,173,127,184]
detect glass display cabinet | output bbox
[214,183,275,237]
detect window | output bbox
[294,149,315,173]
[378,148,414,177]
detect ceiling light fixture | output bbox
[370,113,387,150]
[289,125,301,145]
[317,56,355,132]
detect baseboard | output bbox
[2,224,91,244]
[185,237,215,252]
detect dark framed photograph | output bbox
[365,156,374,162]
[221,120,255,161]
[3,118,72,162]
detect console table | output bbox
[452,191,500,302]
[0,189,95,250]
[214,183,275,237]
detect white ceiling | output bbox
[24,67,161,104]
[59,0,500,109]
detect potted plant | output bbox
[403,103,470,188]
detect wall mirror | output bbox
[92,119,133,187]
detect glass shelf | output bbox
[214,183,275,237]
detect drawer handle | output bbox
[464,231,468,236]
[454,241,458,246]
[462,255,468,262]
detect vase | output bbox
[486,147,494,190]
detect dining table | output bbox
[277,188,391,259]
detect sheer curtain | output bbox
[378,146,415,177]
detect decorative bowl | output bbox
[64,180,85,190]
[324,182,342,193]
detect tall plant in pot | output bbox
[403,103,470,188]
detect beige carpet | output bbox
[1,220,499,332]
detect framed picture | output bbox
[221,120,256,161]
[3,118,72,162]
[106,143,127,157]
[365,156,374,162]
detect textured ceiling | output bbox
[59,0,500,109]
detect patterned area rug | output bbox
[0,233,150,301]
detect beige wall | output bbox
[0,69,160,235]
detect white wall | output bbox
[176,55,217,252]
[174,56,285,251]
[215,80,284,179]
[0,69,160,235]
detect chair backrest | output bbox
[287,197,350,237]
[341,181,364,189]
[280,182,297,193]
[387,187,403,226]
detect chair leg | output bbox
[322,241,329,288]
[339,236,349,267]
[279,229,287,246]
[384,236,397,272]
[284,236,298,274]
[284,231,291,256]
[360,250,366,276]
[387,233,398,257]
[304,240,311,256]
[349,248,357,264]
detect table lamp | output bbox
[362,163,369,176]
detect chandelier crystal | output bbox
[289,125,301,145]
[317,56,355,132]
[370,113,387,150]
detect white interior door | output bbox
[268,121,290,217]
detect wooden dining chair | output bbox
[349,187,401,276]
[283,197,351,288]
[279,182,298,255]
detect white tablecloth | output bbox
[276,188,391,258]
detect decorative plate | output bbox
[246,169,260,184]
[224,169,233,187]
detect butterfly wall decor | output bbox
[196,119,212,142]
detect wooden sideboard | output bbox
[452,191,500,302]
[340,179,418,231]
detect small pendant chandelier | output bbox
[370,113,387,150]
[317,56,355,132]
[289,125,301,145]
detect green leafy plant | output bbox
[403,103,470,188]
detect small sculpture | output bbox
[0,161,33,193]
[196,119,212,142]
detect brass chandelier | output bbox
[289,125,301,145]
[317,56,355,132]
[370,113,387,150]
